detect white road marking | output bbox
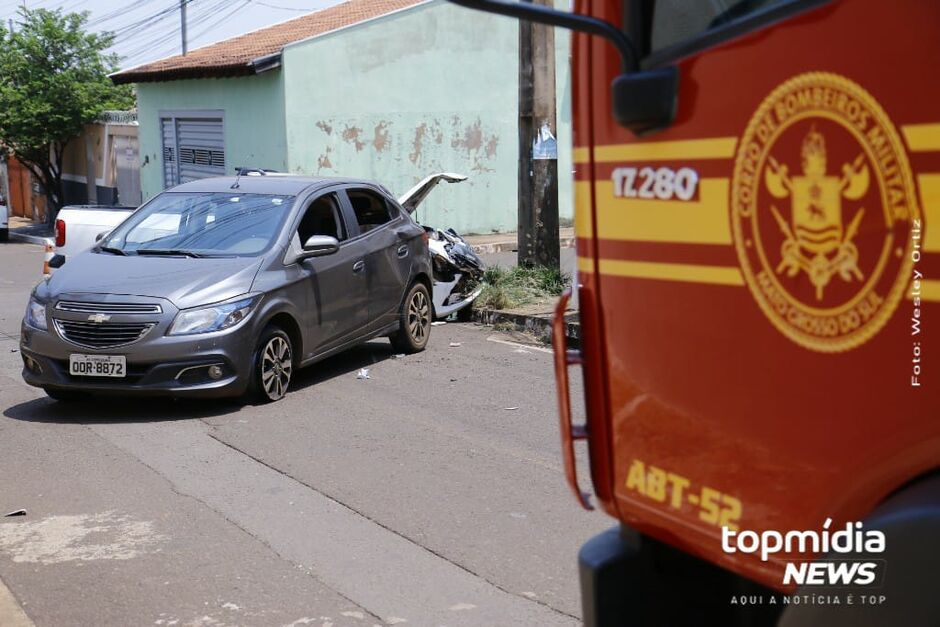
[0,512,165,564]
[485,335,553,354]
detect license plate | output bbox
[69,354,126,378]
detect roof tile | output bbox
[112,0,426,84]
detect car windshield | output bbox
[100,192,294,257]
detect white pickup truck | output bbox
[50,204,136,267]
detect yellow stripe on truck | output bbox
[583,257,744,286]
[902,123,940,152]
[915,174,940,253]
[574,181,594,239]
[590,137,737,163]
[595,179,733,245]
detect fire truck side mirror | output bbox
[446,0,678,134]
[612,66,679,135]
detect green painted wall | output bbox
[282,0,572,234]
[136,72,288,200]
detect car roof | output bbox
[167,175,385,196]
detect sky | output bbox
[0,0,345,70]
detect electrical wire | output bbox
[250,0,309,11]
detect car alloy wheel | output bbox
[408,289,430,343]
[261,335,292,401]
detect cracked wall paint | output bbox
[282,1,572,234]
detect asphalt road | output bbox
[0,242,609,626]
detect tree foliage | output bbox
[0,8,134,217]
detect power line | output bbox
[250,0,310,12]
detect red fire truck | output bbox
[452,1,938,624]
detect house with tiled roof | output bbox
[111,0,572,234]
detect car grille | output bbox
[54,319,155,349]
[56,301,162,314]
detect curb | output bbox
[9,231,51,246]
[473,307,580,347]
[470,236,575,256]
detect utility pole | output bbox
[517,0,559,270]
[180,0,188,55]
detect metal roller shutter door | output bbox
[177,118,225,182]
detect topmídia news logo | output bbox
[722,518,886,586]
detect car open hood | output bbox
[397,172,467,214]
[45,251,263,310]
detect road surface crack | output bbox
[205,428,579,622]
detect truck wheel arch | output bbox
[779,471,940,626]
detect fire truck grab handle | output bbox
[552,289,594,511]
[446,0,638,72]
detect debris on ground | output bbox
[391,354,406,359]
[10,348,18,353]
[504,407,519,411]
[355,368,371,380]
[4,509,27,517]
[449,342,462,347]
[431,321,447,326]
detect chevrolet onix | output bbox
[20,173,457,402]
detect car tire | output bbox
[389,282,432,353]
[44,388,88,402]
[247,325,294,403]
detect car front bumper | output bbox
[19,307,257,398]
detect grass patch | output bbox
[475,264,571,310]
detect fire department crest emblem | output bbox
[731,72,919,352]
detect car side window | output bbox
[347,189,395,234]
[298,193,346,244]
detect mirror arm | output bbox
[448,0,638,72]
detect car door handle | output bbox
[397,244,409,258]
[352,260,366,274]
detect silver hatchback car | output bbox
[20,173,445,402]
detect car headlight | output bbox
[168,295,260,336]
[26,297,47,330]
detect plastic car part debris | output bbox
[504,407,520,411]
[449,342,462,347]
[356,368,371,380]
[431,321,447,326]
[4,509,26,517]
[426,225,485,319]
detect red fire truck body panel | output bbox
[571,0,939,590]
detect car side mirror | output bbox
[95,231,108,242]
[301,235,339,258]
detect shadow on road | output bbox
[3,339,401,425]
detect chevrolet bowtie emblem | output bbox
[87,313,111,323]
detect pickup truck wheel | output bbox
[247,326,293,403]
[389,282,431,353]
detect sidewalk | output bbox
[464,227,575,255]
[472,237,580,347]
[8,216,52,245]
